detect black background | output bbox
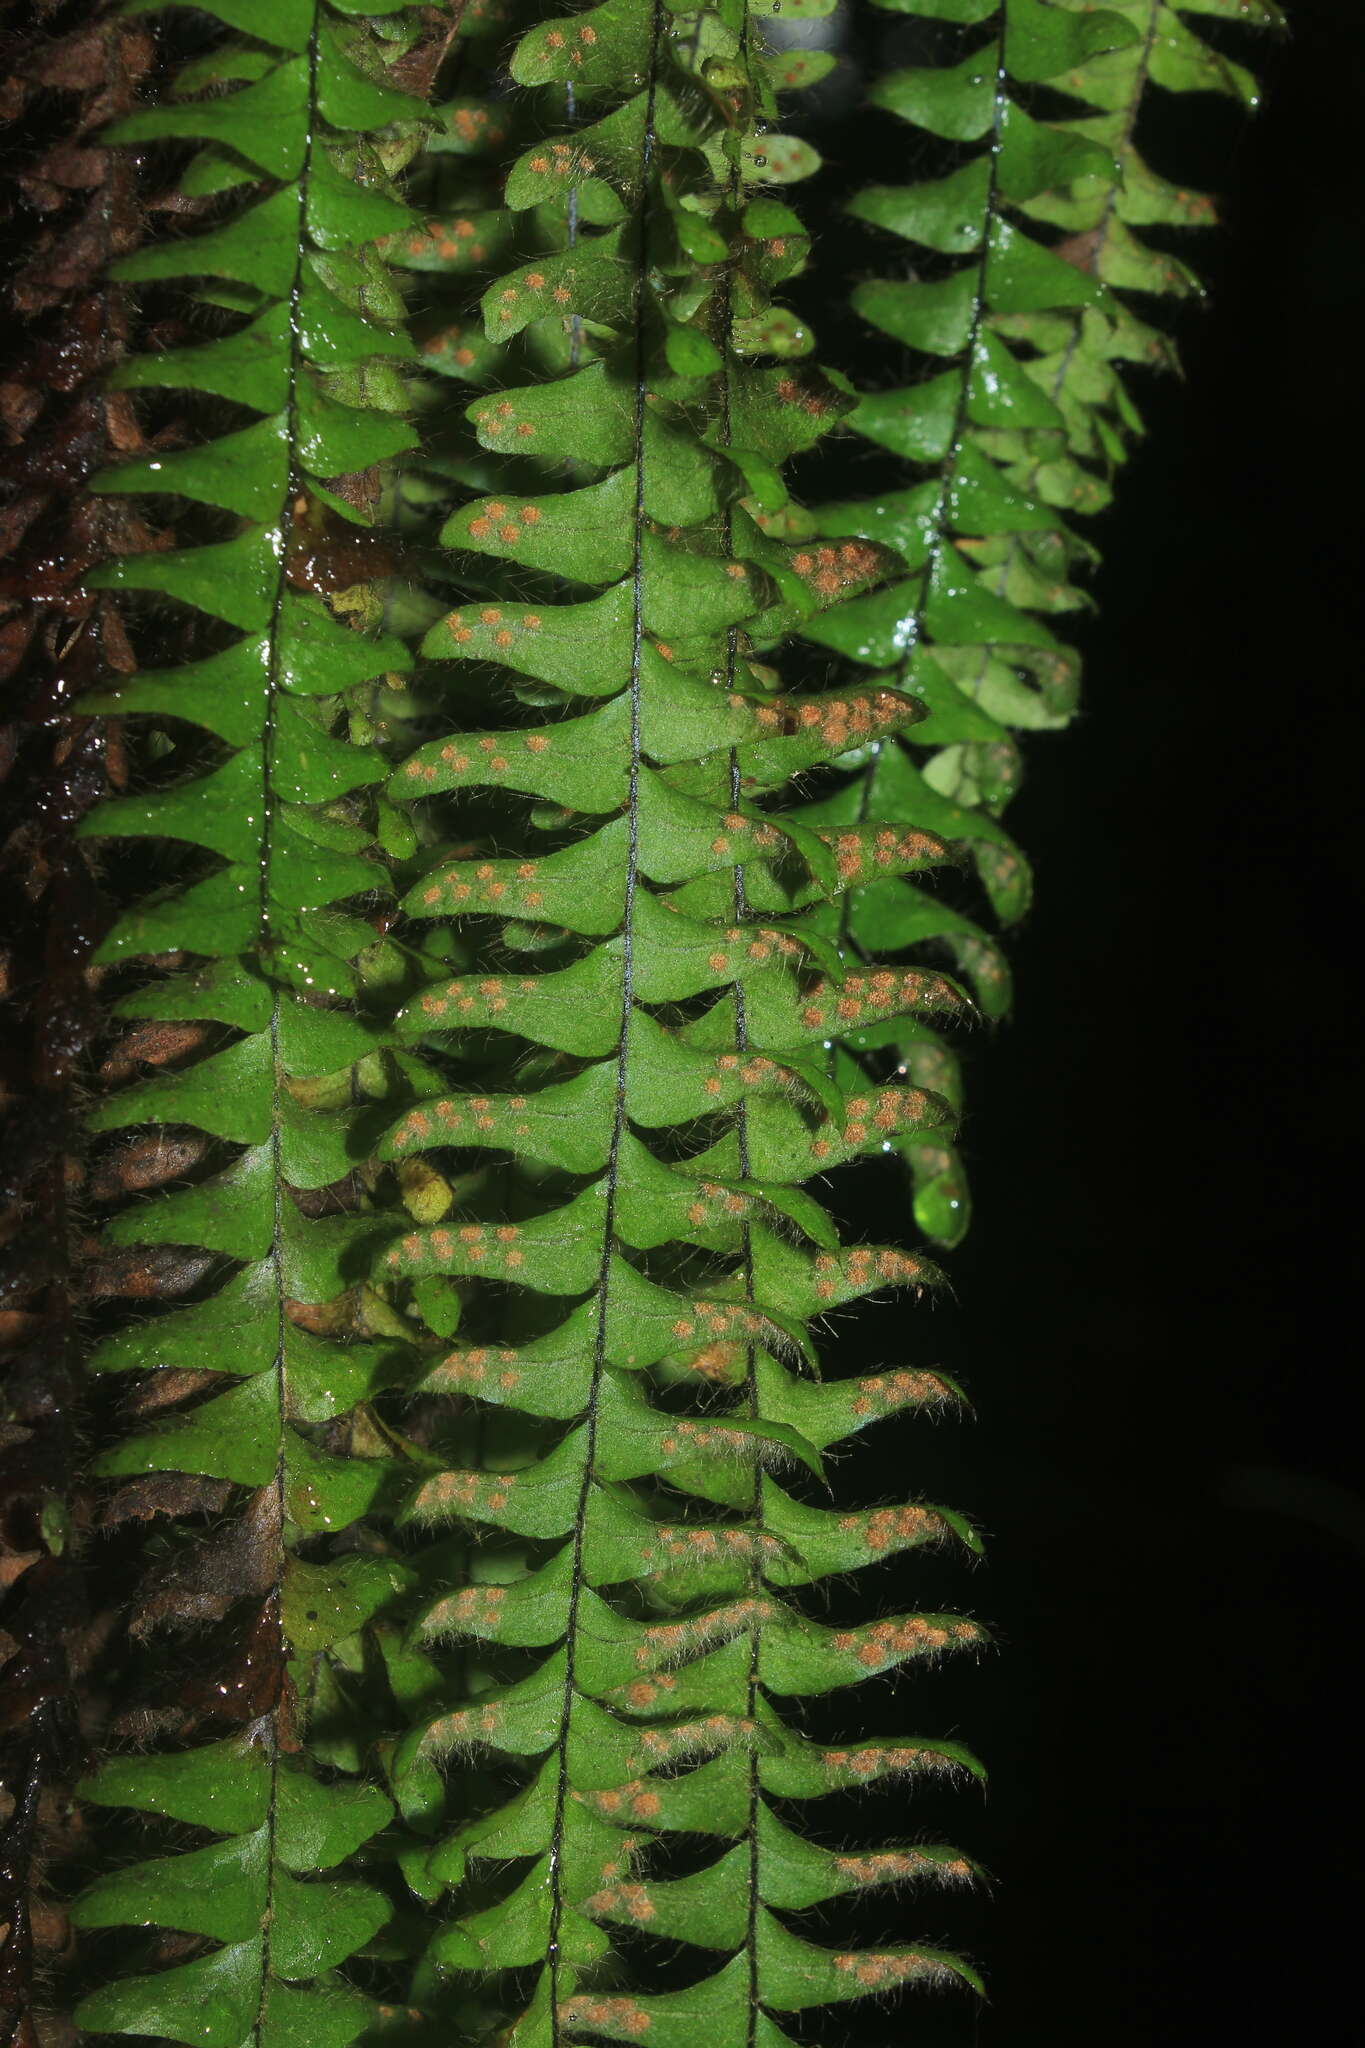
[800,2,1363,2042]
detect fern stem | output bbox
[256,21,326,2024]
[719,19,768,2043]
[544,10,664,2030]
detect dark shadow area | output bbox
[834,1,1363,2038]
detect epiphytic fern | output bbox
[0,0,1274,2040]
[379,2,988,2039]
[802,0,1282,1245]
[61,3,432,2042]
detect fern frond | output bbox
[805,0,1280,1247]
[33,0,1277,2037]
[380,1,986,2038]
[70,4,434,2042]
